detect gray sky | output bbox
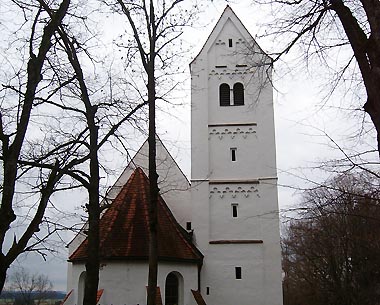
[4,0,376,292]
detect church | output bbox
[64,6,283,305]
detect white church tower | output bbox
[190,6,283,305]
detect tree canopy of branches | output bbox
[282,172,380,305]
[0,0,148,298]
[1,1,196,304]
[253,0,380,154]
[0,0,71,292]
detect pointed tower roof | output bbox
[190,5,270,66]
[69,168,202,263]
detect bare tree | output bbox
[6,268,53,305]
[0,0,148,300]
[250,0,380,153]
[0,0,71,292]
[282,171,380,305]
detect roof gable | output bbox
[69,168,202,263]
[107,135,189,201]
[190,5,270,66]
[67,136,191,253]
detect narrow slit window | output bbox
[230,148,237,162]
[186,222,192,230]
[206,287,210,295]
[232,204,238,218]
[219,83,230,106]
[233,82,244,105]
[235,267,242,279]
[228,39,233,47]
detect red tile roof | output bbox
[191,290,207,305]
[146,287,163,305]
[155,287,163,305]
[96,289,104,303]
[60,289,73,305]
[69,168,202,263]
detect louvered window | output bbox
[233,82,244,105]
[219,83,230,106]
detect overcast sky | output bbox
[4,0,376,292]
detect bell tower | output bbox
[190,6,283,305]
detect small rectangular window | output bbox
[235,267,242,279]
[228,39,233,47]
[186,222,192,230]
[230,148,237,162]
[232,204,238,218]
[206,287,210,295]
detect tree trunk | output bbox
[364,92,380,154]
[147,59,159,305]
[113,2,185,304]
[55,23,102,305]
[147,1,159,302]
[0,258,8,292]
[331,0,380,154]
[82,111,100,305]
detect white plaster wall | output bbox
[190,181,211,251]
[67,262,147,305]
[190,6,283,305]
[209,183,266,241]
[190,62,210,181]
[200,241,282,305]
[208,128,277,180]
[67,261,198,305]
[208,19,251,68]
[67,263,86,305]
[191,48,211,252]
[203,180,283,305]
[66,262,73,298]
